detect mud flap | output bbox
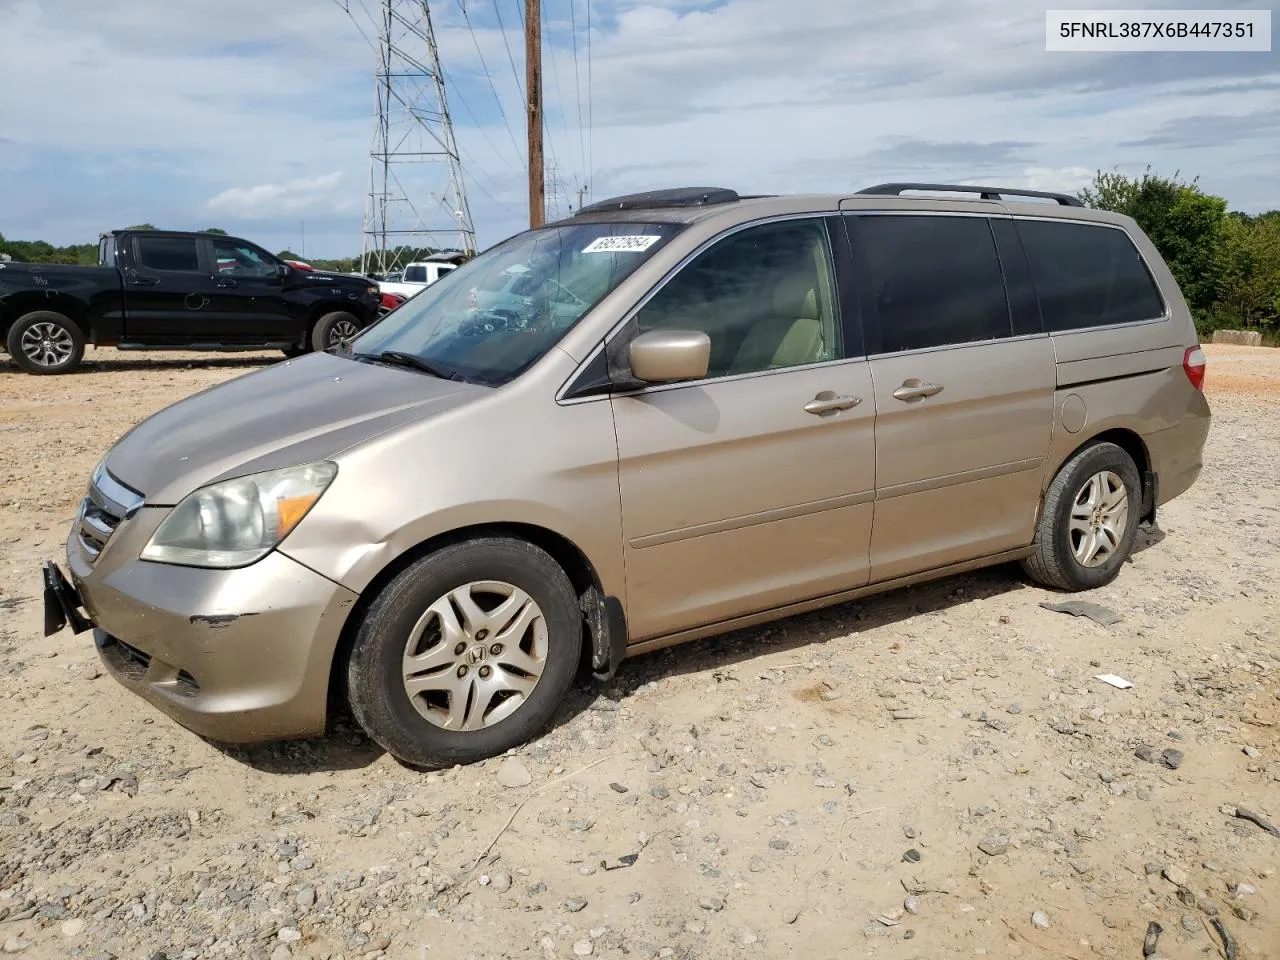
[1140,469,1158,527]
[582,588,628,681]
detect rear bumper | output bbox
[66,510,358,743]
[1145,395,1211,506]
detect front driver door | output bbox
[609,216,876,642]
[205,236,295,342]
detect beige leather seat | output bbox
[727,275,823,374]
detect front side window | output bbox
[136,236,200,272]
[350,221,683,385]
[1016,220,1165,331]
[851,215,1012,353]
[404,265,427,283]
[636,218,842,378]
[212,238,277,278]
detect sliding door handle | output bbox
[804,392,861,416]
[892,379,943,402]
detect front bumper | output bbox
[61,506,358,743]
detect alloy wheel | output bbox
[1069,470,1129,567]
[20,322,75,368]
[328,319,360,345]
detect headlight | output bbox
[140,462,336,568]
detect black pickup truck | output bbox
[0,229,383,374]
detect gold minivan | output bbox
[44,183,1211,767]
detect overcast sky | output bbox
[1,0,1276,258]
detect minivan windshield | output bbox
[348,221,684,385]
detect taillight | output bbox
[1183,345,1206,391]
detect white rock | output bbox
[1032,911,1050,930]
[573,939,594,956]
[60,918,85,938]
[277,927,302,943]
[496,759,533,789]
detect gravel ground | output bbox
[1,345,1278,960]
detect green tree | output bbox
[277,249,303,260]
[1214,214,1280,329]
[1079,167,1228,320]
[201,227,228,235]
[124,223,158,231]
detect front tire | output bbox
[7,311,85,374]
[311,311,362,352]
[1022,441,1142,591]
[347,538,583,768]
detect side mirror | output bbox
[277,263,291,279]
[628,329,710,383]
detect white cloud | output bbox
[207,173,351,218]
[1,0,1276,256]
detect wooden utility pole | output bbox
[526,0,544,227]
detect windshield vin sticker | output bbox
[581,235,662,254]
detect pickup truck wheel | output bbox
[312,311,362,352]
[7,311,85,375]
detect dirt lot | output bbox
[1,345,1278,960]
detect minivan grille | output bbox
[77,464,144,563]
[77,499,121,559]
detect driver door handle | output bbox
[216,277,238,288]
[892,379,943,402]
[127,274,159,287]
[804,392,861,416]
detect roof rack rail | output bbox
[575,187,741,216]
[856,182,1084,207]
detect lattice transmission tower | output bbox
[346,0,477,274]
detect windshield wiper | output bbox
[355,350,467,382]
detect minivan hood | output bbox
[104,352,482,504]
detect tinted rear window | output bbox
[136,237,200,272]
[853,215,1011,353]
[1016,220,1165,331]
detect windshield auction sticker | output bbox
[582,235,663,253]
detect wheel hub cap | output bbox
[400,580,547,732]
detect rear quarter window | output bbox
[1015,220,1165,332]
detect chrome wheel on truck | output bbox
[7,311,85,375]
[312,311,363,351]
[348,537,581,768]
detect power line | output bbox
[568,0,587,186]
[452,0,525,171]
[543,10,579,190]
[585,0,593,193]
[492,0,525,100]
[441,67,521,174]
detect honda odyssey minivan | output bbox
[44,183,1211,767]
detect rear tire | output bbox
[1022,442,1142,592]
[6,311,85,374]
[311,311,362,352]
[347,537,582,768]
